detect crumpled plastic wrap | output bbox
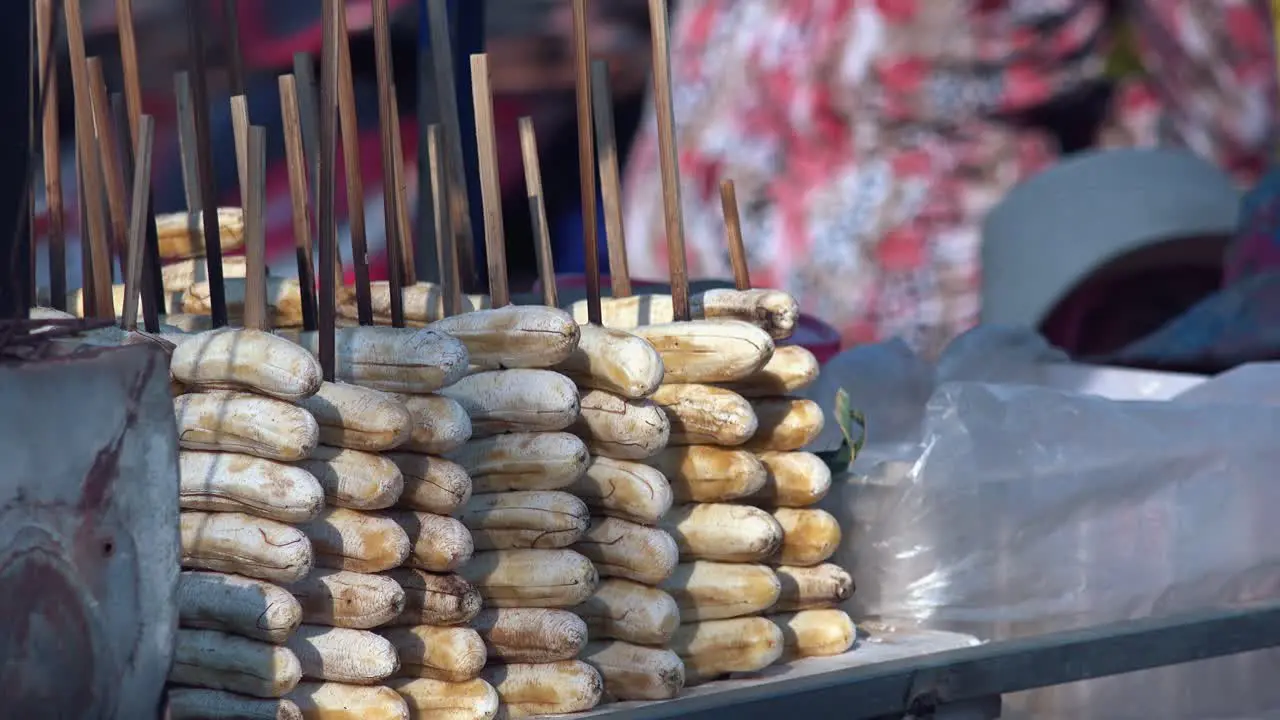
[819,328,1280,719]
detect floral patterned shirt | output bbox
[621,0,1275,356]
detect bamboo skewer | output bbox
[280,74,319,332]
[318,0,342,379]
[335,6,374,325]
[113,0,165,319]
[112,92,159,332]
[243,125,269,331]
[222,0,246,98]
[27,6,37,310]
[184,0,229,327]
[86,58,129,274]
[591,60,632,299]
[428,124,461,316]
[230,95,251,210]
[36,0,65,310]
[293,52,339,289]
[572,0,602,323]
[64,0,113,319]
[427,0,477,290]
[114,0,142,147]
[173,73,201,213]
[469,53,509,308]
[390,94,417,286]
[518,117,557,308]
[646,0,691,320]
[719,179,751,290]
[121,115,155,332]
[75,148,93,317]
[372,0,405,327]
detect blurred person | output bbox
[619,0,1275,357]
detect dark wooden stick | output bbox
[518,117,556,308]
[76,148,96,317]
[115,0,143,147]
[335,7,373,325]
[28,4,36,310]
[280,74,319,332]
[185,0,228,327]
[64,0,113,318]
[37,0,64,310]
[121,115,154,332]
[720,179,751,290]
[469,54,508,308]
[173,72,201,211]
[389,93,417,286]
[293,52,338,289]
[230,95,250,209]
[426,0,477,289]
[646,0,690,320]
[591,59,631,298]
[113,92,159,332]
[243,125,268,331]
[371,0,405,327]
[222,0,246,98]
[86,57,129,276]
[571,0,601,323]
[428,124,460,316]
[318,0,341,379]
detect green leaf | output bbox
[816,388,867,474]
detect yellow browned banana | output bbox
[649,446,767,503]
[651,384,757,447]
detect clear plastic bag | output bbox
[818,331,1280,719]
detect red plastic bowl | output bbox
[540,274,842,365]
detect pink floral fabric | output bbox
[622,0,1275,356]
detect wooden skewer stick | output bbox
[646,0,691,321]
[184,0,229,327]
[86,58,129,275]
[390,94,417,286]
[335,6,373,325]
[173,73,201,212]
[222,0,246,98]
[518,117,556,308]
[75,150,96,316]
[112,0,165,320]
[469,54,509,308]
[428,124,460,317]
[426,0,477,289]
[113,92,159,332]
[63,0,113,319]
[720,179,751,290]
[591,60,632,299]
[372,0,405,327]
[293,52,339,289]
[280,74,319,332]
[318,0,342,379]
[230,95,251,210]
[571,0,602,323]
[243,125,269,331]
[114,0,143,147]
[36,0,65,310]
[121,115,155,332]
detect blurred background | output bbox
[33,0,1280,369]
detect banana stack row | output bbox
[166,326,325,718]
[564,289,856,684]
[732,348,857,662]
[290,322,498,719]
[426,305,608,719]
[561,321,687,704]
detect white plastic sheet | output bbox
[819,328,1280,719]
